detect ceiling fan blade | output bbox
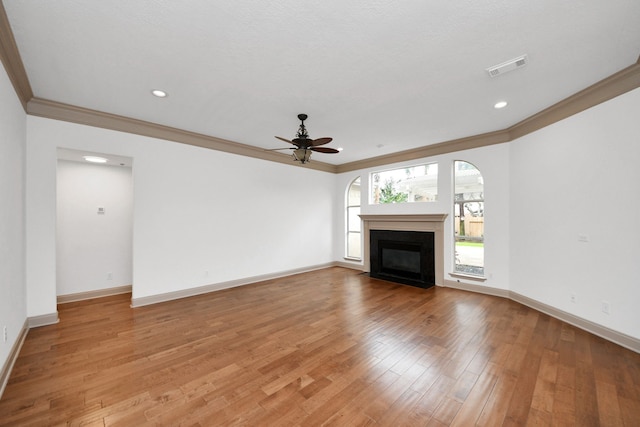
[264,147,294,151]
[275,136,295,145]
[310,146,339,154]
[311,137,333,146]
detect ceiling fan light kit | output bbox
[293,148,312,163]
[273,114,339,164]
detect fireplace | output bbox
[359,214,448,287]
[370,230,435,288]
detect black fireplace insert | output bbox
[370,230,435,289]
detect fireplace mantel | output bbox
[359,214,448,286]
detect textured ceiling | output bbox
[4,0,640,165]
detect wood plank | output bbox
[1,267,639,425]
[450,368,499,426]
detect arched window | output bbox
[454,161,484,276]
[346,177,361,260]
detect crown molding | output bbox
[337,58,640,173]
[508,59,640,141]
[26,57,640,174]
[335,129,511,173]
[23,57,640,174]
[0,0,33,110]
[26,97,339,173]
[2,1,639,174]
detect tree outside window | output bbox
[371,163,437,204]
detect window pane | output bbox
[347,207,361,232]
[454,161,484,275]
[348,177,361,206]
[346,177,362,260]
[370,163,437,204]
[347,232,361,258]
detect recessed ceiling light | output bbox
[337,147,344,151]
[151,89,167,98]
[83,156,108,163]
[494,101,508,109]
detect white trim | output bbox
[335,260,364,271]
[443,279,509,298]
[2,268,638,401]
[131,263,338,308]
[57,285,132,304]
[448,272,487,282]
[27,312,59,328]
[0,319,28,399]
[442,279,640,353]
[509,291,640,354]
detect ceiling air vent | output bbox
[486,54,528,78]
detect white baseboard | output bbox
[509,291,640,354]
[334,260,364,271]
[442,279,640,353]
[131,263,338,308]
[2,314,58,398]
[57,285,132,304]
[2,266,638,402]
[27,312,59,328]
[443,279,510,298]
[0,319,28,399]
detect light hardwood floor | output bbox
[1,267,639,426]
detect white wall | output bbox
[20,78,640,345]
[335,143,511,291]
[56,160,133,296]
[335,89,640,341]
[0,62,27,373]
[510,87,640,339]
[25,116,336,311]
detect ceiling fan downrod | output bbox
[296,113,309,140]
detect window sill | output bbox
[343,257,362,262]
[448,272,487,282]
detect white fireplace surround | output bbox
[359,214,448,286]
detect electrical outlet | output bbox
[107,272,113,280]
[570,293,577,304]
[3,326,7,342]
[602,301,611,315]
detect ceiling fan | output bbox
[271,114,339,164]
